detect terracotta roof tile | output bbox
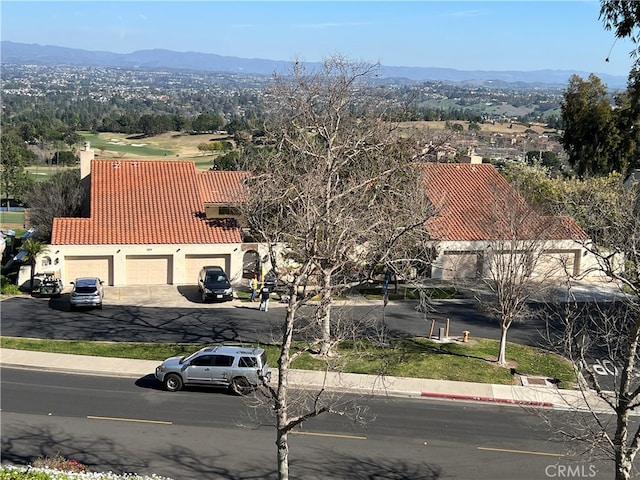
[51,160,247,245]
[420,163,588,241]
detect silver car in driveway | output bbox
[155,345,271,395]
[69,277,104,310]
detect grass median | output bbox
[0,335,576,388]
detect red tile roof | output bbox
[419,163,588,241]
[52,160,248,245]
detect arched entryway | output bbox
[242,250,260,280]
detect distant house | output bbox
[46,151,264,287]
[419,163,595,281]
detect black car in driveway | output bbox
[197,266,233,302]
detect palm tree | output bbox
[20,238,48,293]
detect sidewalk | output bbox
[0,348,611,412]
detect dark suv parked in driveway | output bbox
[197,266,233,302]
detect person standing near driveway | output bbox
[259,283,271,312]
[250,275,259,302]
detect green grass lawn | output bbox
[26,164,75,181]
[81,132,175,157]
[0,211,25,229]
[0,335,576,388]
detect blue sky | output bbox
[1,1,636,77]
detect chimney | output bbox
[79,141,94,180]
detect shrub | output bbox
[1,275,21,295]
[0,464,175,479]
[32,455,89,473]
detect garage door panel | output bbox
[537,251,577,278]
[185,255,230,284]
[65,256,112,285]
[126,255,172,285]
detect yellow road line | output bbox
[87,415,172,425]
[478,446,564,457]
[291,431,367,440]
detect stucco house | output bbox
[34,150,595,289]
[45,152,265,288]
[420,163,595,281]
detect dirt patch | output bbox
[398,120,549,135]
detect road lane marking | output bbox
[87,415,172,425]
[291,431,367,440]
[478,446,564,457]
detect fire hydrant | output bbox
[462,330,470,343]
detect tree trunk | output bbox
[497,321,509,366]
[614,407,632,480]
[275,287,298,480]
[29,261,36,293]
[613,313,640,480]
[276,428,289,480]
[319,271,333,356]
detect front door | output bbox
[185,354,216,384]
[209,354,235,385]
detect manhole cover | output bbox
[524,377,547,386]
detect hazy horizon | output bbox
[1,1,637,78]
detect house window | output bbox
[219,206,241,216]
[41,256,52,267]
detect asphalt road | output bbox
[0,295,549,347]
[2,293,625,391]
[1,368,612,480]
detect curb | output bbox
[420,391,554,408]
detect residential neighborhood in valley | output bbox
[2,42,640,480]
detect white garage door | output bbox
[126,255,173,285]
[537,250,577,278]
[184,255,230,284]
[441,252,480,280]
[65,256,112,285]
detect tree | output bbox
[1,132,35,204]
[240,56,433,480]
[26,169,85,242]
[561,74,622,176]
[546,175,640,480]
[600,1,640,66]
[472,186,569,366]
[212,150,240,171]
[192,113,224,133]
[611,67,640,173]
[20,238,48,293]
[63,130,83,151]
[50,151,78,166]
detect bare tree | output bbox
[240,55,433,479]
[26,169,85,242]
[545,176,640,480]
[472,185,577,366]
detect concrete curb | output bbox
[420,391,554,407]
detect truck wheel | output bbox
[164,373,183,392]
[230,376,252,396]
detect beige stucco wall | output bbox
[41,243,249,287]
[431,239,600,281]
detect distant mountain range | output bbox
[0,40,629,89]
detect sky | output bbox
[1,1,637,78]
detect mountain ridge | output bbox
[0,40,628,88]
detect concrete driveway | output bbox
[103,284,236,308]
